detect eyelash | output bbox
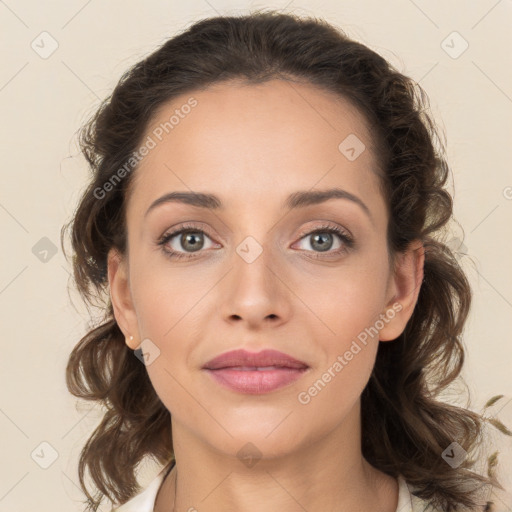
[156,222,355,261]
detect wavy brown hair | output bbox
[61,10,510,512]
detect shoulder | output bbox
[399,476,512,512]
[110,462,174,512]
[397,475,440,512]
[481,483,512,512]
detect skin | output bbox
[108,78,424,512]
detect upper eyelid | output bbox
[296,221,351,237]
[162,221,348,237]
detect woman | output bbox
[62,10,510,512]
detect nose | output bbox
[219,244,292,330]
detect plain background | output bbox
[1,1,511,511]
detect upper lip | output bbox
[202,349,309,370]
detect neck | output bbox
[154,409,398,512]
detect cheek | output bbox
[288,258,388,416]
[130,260,210,339]
[128,263,209,416]
[295,258,390,344]
[293,343,377,445]
[294,275,384,431]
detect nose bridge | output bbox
[219,226,291,326]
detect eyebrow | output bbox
[144,188,372,221]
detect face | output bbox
[108,78,423,462]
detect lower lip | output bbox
[204,367,308,394]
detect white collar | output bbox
[113,465,425,512]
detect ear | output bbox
[379,240,425,342]
[107,248,140,350]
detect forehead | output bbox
[127,79,383,215]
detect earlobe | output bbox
[127,335,137,350]
[379,240,425,342]
[107,248,139,349]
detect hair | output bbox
[61,9,510,512]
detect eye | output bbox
[157,222,354,261]
[293,223,354,258]
[157,223,219,260]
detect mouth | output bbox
[202,349,309,394]
[202,348,309,370]
[215,366,299,371]
[203,366,309,394]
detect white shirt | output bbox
[110,463,448,512]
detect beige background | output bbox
[1,1,511,511]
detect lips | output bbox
[202,349,309,394]
[202,349,309,371]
